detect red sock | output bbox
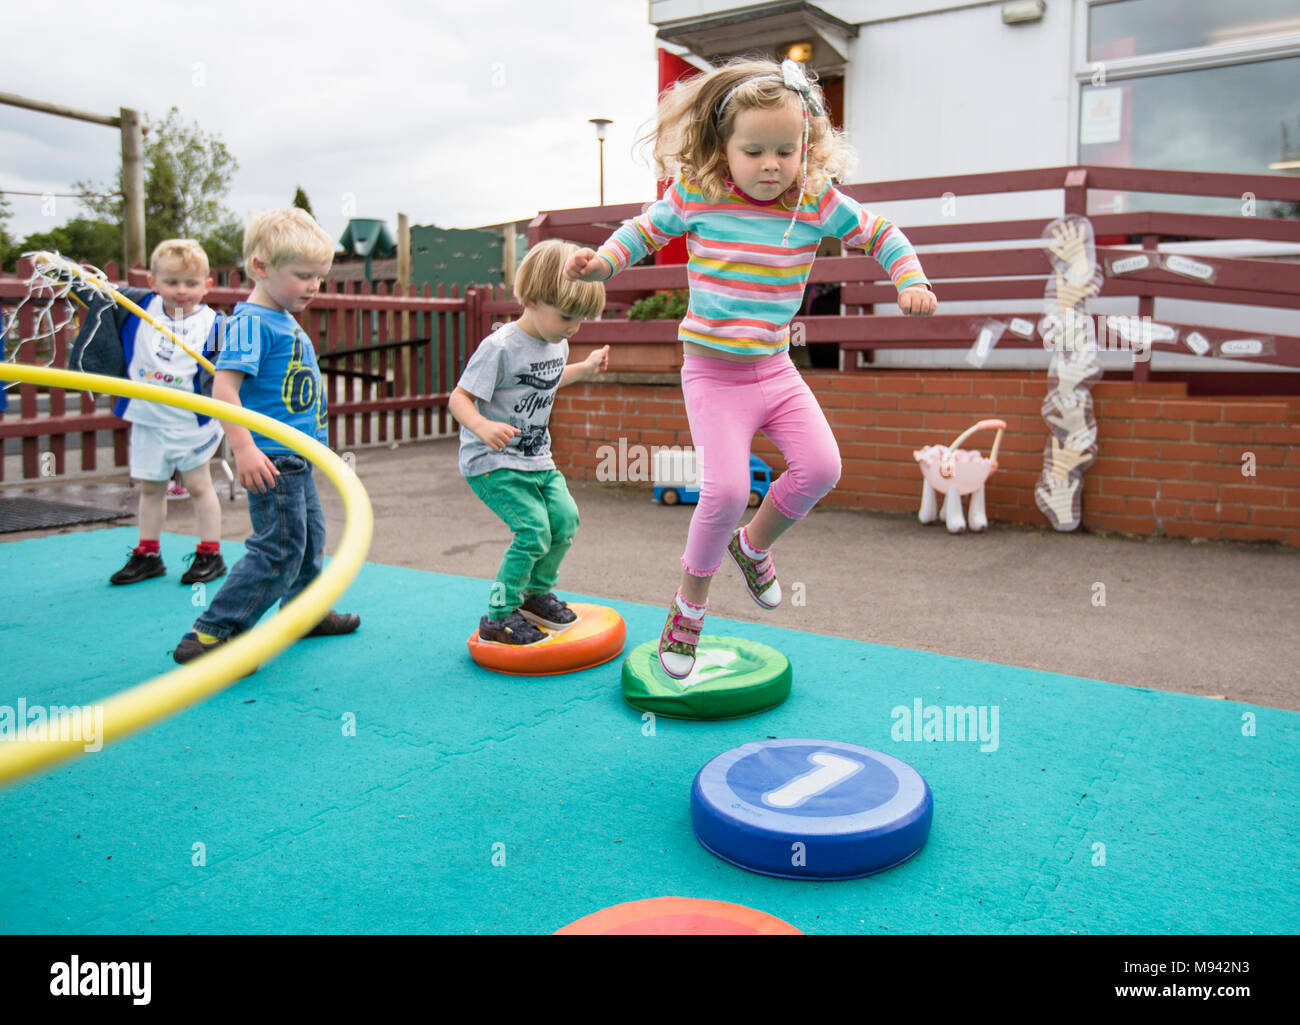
[137,539,160,554]
[196,541,220,555]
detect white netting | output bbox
[2,251,113,392]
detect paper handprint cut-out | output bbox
[1048,268,1104,313]
[1043,395,1097,451]
[1050,350,1103,396]
[1048,219,1095,285]
[1035,472,1082,530]
[1046,436,1095,479]
[1038,215,1099,532]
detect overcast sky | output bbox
[2,0,663,244]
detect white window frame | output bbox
[1069,0,1300,163]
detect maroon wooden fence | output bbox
[5,165,1298,484]
[0,259,480,480]
[528,164,1300,392]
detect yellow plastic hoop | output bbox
[0,363,374,788]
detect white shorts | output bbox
[129,421,223,482]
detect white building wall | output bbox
[652,1,1079,222]
[650,0,1008,26]
[836,2,1073,182]
[648,1,1300,371]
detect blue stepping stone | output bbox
[691,738,933,880]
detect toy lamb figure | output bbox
[914,419,1006,534]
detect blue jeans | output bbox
[194,453,325,639]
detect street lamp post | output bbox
[589,117,612,206]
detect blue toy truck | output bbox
[654,450,772,508]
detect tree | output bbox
[16,218,121,271]
[76,106,241,263]
[292,187,313,217]
[0,192,14,271]
[200,214,244,270]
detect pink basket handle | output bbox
[947,419,1007,464]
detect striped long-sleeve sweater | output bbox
[595,177,931,356]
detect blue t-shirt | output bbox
[217,302,328,455]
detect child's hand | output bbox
[565,248,610,282]
[584,345,610,378]
[235,444,279,494]
[898,286,937,316]
[480,421,520,451]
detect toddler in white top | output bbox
[108,240,227,587]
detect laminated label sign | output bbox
[1162,254,1216,281]
[1107,254,1151,276]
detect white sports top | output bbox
[123,296,217,429]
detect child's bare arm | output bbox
[212,370,279,493]
[563,249,612,282]
[449,387,519,451]
[559,345,609,387]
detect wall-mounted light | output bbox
[1002,0,1045,24]
[783,41,813,62]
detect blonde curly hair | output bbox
[639,57,856,206]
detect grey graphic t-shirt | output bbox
[456,322,568,477]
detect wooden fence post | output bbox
[1135,233,1160,383]
[1063,167,1088,217]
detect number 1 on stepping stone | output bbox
[764,752,863,808]
[692,739,934,880]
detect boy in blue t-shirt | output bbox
[173,208,359,665]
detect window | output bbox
[1076,0,1300,216]
[1089,0,1300,59]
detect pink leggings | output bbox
[680,351,841,577]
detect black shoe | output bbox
[181,551,227,585]
[519,592,578,631]
[305,610,361,637]
[477,612,546,646]
[110,549,166,585]
[172,631,257,676]
[173,631,226,664]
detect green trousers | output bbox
[467,468,580,620]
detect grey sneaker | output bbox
[172,631,257,677]
[519,592,577,631]
[173,631,225,663]
[304,610,360,637]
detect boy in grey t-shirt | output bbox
[449,240,609,645]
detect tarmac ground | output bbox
[4,436,1296,711]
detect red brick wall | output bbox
[551,370,1300,546]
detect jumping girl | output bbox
[565,57,937,677]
